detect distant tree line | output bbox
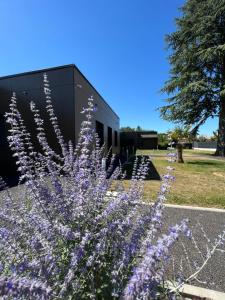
[120,125,148,132]
[121,125,217,148]
[158,127,217,149]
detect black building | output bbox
[0,64,120,181]
[120,131,158,158]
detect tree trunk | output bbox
[216,97,225,157]
[216,56,225,156]
[216,111,225,156]
[176,143,184,163]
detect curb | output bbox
[139,200,225,213]
[167,282,225,300]
[164,203,225,213]
[106,193,225,213]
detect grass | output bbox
[137,149,216,156]
[183,149,216,156]
[122,149,225,209]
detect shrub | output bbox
[0,74,223,299]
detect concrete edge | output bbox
[193,148,216,151]
[138,200,225,213]
[105,193,225,213]
[164,203,225,213]
[166,282,225,300]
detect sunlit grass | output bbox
[136,149,216,156]
[121,150,225,209]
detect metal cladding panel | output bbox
[39,83,75,145]
[10,73,41,91]
[0,78,11,90]
[0,66,75,181]
[120,131,158,150]
[73,68,120,154]
[42,67,74,87]
[0,64,120,184]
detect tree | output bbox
[196,134,208,142]
[120,126,146,132]
[160,0,225,156]
[167,126,194,163]
[168,126,194,143]
[136,125,142,131]
[158,133,170,148]
[210,130,219,141]
[120,126,135,132]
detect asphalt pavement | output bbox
[163,206,225,293]
[1,184,224,293]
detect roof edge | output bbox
[73,65,120,120]
[0,64,120,120]
[0,64,76,80]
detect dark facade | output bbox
[120,131,158,158]
[0,64,120,180]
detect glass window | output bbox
[0,114,7,147]
[107,127,112,150]
[114,130,118,147]
[95,120,104,147]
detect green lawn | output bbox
[123,149,225,209]
[183,149,216,156]
[136,148,216,156]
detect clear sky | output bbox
[0,0,218,135]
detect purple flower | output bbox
[0,74,199,299]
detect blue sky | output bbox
[0,0,218,135]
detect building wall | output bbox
[0,79,15,176]
[0,66,75,177]
[120,131,158,160]
[120,131,158,149]
[74,67,120,154]
[137,137,158,149]
[0,65,120,182]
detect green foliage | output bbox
[120,126,135,132]
[120,125,145,132]
[195,130,218,141]
[210,130,219,141]
[195,134,208,142]
[160,0,225,139]
[158,133,169,148]
[167,126,194,143]
[136,125,142,131]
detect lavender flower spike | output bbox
[0,74,220,300]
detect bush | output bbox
[0,74,220,299]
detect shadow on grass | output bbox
[192,152,215,157]
[122,155,161,180]
[1,155,161,191]
[187,160,223,166]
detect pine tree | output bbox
[160,0,225,156]
[136,125,142,131]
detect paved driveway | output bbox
[163,206,225,292]
[1,184,224,293]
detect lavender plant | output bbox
[0,74,222,299]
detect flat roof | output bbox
[140,134,158,138]
[120,131,158,134]
[0,64,119,120]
